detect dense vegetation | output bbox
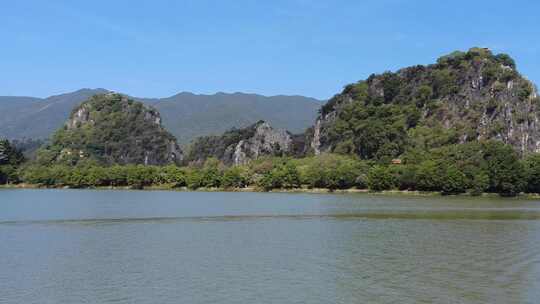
[186,122,259,163]
[2,139,540,197]
[35,94,182,166]
[3,48,540,197]
[314,47,540,160]
[186,120,302,165]
[0,139,24,184]
[11,138,47,158]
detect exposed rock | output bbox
[306,47,540,158]
[38,93,183,165]
[187,121,297,165]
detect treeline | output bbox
[0,140,535,196]
[5,139,540,196]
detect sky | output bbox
[1,0,539,100]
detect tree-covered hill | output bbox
[308,47,539,161]
[36,94,183,166]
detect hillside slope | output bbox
[308,47,539,160]
[147,92,321,144]
[0,89,109,140]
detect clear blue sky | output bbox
[1,0,539,100]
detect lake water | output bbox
[1,189,540,303]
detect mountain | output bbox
[306,47,540,160]
[0,89,109,140]
[186,120,304,165]
[0,90,322,145]
[144,92,321,145]
[37,93,182,166]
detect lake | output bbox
[1,189,540,303]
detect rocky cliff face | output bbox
[39,93,183,165]
[187,121,299,165]
[308,47,540,159]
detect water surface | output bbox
[1,189,540,303]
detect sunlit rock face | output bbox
[187,120,296,165]
[306,47,540,158]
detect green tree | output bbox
[0,139,24,166]
[186,169,204,190]
[126,165,156,189]
[0,139,25,184]
[274,162,301,189]
[367,166,396,191]
[200,158,223,188]
[441,165,467,194]
[160,165,187,187]
[257,161,301,190]
[415,85,433,107]
[470,172,489,196]
[221,166,248,189]
[495,53,516,69]
[524,153,540,193]
[482,141,525,196]
[0,165,19,184]
[395,164,417,190]
[109,165,128,186]
[303,154,365,190]
[415,160,444,191]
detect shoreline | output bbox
[1,183,538,199]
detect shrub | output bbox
[482,141,525,196]
[470,172,489,196]
[495,53,516,69]
[221,166,248,189]
[199,158,223,188]
[186,169,204,190]
[415,160,444,191]
[367,166,396,191]
[396,164,417,190]
[441,165,467,194]
[302,154,366,189]
[524,153,540,193]
[257,161,301,191]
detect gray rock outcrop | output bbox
[187,121,294,165]
[306,47,540,157]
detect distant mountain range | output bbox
[0,89,322,145]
